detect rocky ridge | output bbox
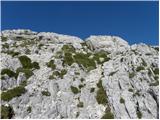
[0,29,159,119]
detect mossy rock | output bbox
[1,105,14,119]
[153,68,159,75]
[27,106,32,113]
[1,86,26,101]
[93,51,110,64]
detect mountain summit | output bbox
[1,29,159,119]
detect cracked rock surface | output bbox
[1,29,159,119]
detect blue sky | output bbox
[1,1,159,45]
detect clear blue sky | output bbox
[1,1,159,45]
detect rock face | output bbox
[1,29,159,119]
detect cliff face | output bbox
[1,29,159,119]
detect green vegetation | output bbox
[1,105,14,119]
[46,60,56,70]
[60,69,67,79]
[101,111,114,119]
[128,88,133,92]
[32,62,40,69]
[16,67,33,79]
[73,52,96,71]
[1,86,26,101]
[75,71,80,75]
[19,55,33,69]
[1,68,17,78]
[80,78,85,82]
[120,97,125,104]
[1,36,8,42]
[41,91,51,96]
[2,43,9,49]
[136,66,145,72]
[38,43,44,49]
[77,101,84,108]
[62,44,75,53]
[96,80,108,105]
[63,52,74,66]
[129,72,135,78]
[141,59,147,66]
[137,111,142,119]
[153,68,159,75]
[70,86,79,94]
[90,87,95,93]
[150,81,159,86]
[3,50,20,57]
[78,84,85,89]
[93,51,110,64]
[27,106,32,113]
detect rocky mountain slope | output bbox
[0,29,159,119]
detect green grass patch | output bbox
[129,72,135,78]
[16,67,33,79]
[96,80,108,105]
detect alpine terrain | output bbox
[1,29,159,119]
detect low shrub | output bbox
[77,101,84,108]
[62,45,75,53]
[136,66,145,72]
[70,86,79,94]
[93,51,110,64]
[32,62,40,69]
[16,67,33,79]
[1,105,14,119]
[153,68,159,75]
[96,80,108,105]
[19,55,32,69]
[128,88,133,92]
[73,52,96,71]
[1,36,8,42]
[137,111,142,119]
[1,68,17,78]
[120,97,125,104]
[27,106,32,113]
[1,86,26,101]
[41,91,51,96]
[46,60,56,70]
[129,72,135,78]
[101,111,114,119]
[90,88,95,93]
[60,69,67,79]
[63,52,74,66]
